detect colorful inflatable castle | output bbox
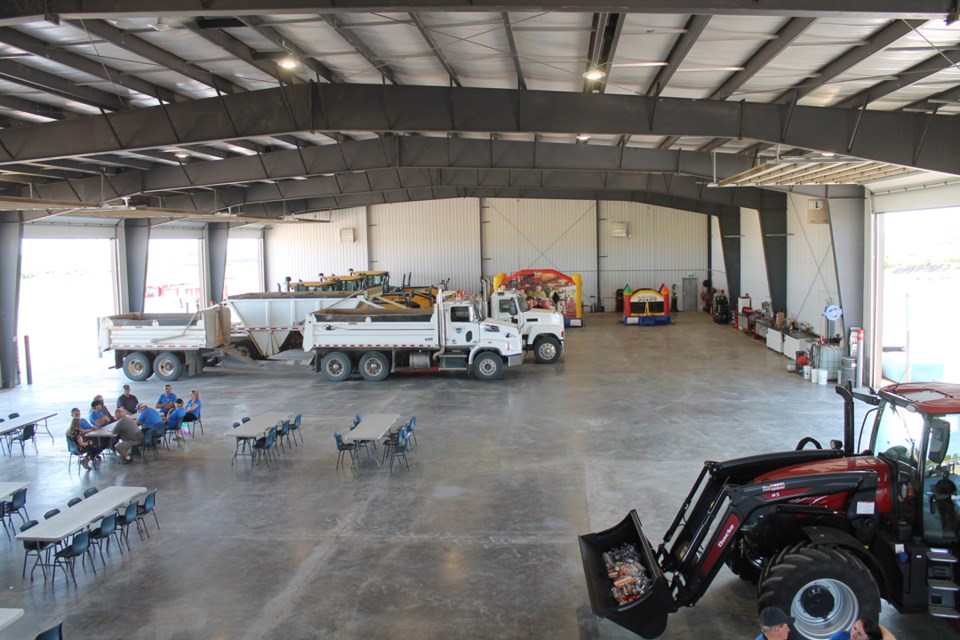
[623,284,671,326]
[493,269,583,327]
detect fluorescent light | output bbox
[175,151,189,159]
[278,56,300,70]
[576,134,591,142]
[820,151,836,157]
[582,68,606,81]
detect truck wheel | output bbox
[473,352,503,380]
[122,352,153,381]
[232,340,259,360]
[153,352,184,381]
[320,351,352,382]
[758,545,880,640]
[359,352,390,382]
[533,336,562,364]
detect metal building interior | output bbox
[0,1,959,638]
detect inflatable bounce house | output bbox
[623,284,671,326]
[493,269,583,327]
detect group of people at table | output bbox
[65,384,202,468]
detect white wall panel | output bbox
[599,202,708,311]
[739,208,771,308]
[264,208,367,290]
[785,193,840,333]
[710,216,728,295]
[369,198,481,291]
[482,198,597,301]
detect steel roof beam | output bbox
[3,1,955,22]
[0,59,127,111]
[321,14,399,85]
[582,12,624,94]
[0,94,69,120]
[187,19,304,85]
[834,48,960,109]
[1,83,957,174]
[410,13,462,88]
[237,15,343,84]
[502,13,525,91]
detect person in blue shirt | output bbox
[165,399,187,441]
[184,389,202,423]
[156,384,177,416]
[828,617,893,640]
[755,607,792,640]
[136,404,164,433]
[88,399,111,428]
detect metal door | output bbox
[682,277,699,311]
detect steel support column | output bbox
[123,218,150,313]
[758,205,788,315]
[0,215,22,388]
[717,214,741,302]
[827,196,865,338]
[207,222,229,303]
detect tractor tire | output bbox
[153,351,184,382]
[473,352,503,380]
[358,351,390,382]
[122,352,153,381]
[725,538,763,584]
[533,336,562,364]
[757,545,880,640]
[320,351,352,382]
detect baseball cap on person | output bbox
[760,607,794,627]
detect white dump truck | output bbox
[302,292,524,381]
[224,291,371,360]
[484,289,565,364]
[98,306,231,382]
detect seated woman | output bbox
[184,389,202,424]
[66,408,102,470]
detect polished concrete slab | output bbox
[0,311,954,639]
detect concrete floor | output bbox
[0,311,954,639]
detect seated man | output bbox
[116,384,140,417]
[155,384,177,416]
[88,399,112,428]
[165,399,187,440]
[111,415,144,463]
[136,403,164,433]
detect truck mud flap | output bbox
[578,510,673,639]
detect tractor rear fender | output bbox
[799,525,890,597]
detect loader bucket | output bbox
[578,510,673,639]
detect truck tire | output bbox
[757,545,880,640]
[122,352,153,381]
[359,352,390,382]
[232,340,259,360]
[473,352,503,380]
[320,351,352,382]
[153,351,184,381]
[533,336,562,364]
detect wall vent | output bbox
[339,227,356,243]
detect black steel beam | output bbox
[0,59,127,111]
[1,83,958,174]
[321,14,399,85]
[834,48,960,109]
[0,94,69,120]
[186,19,304,85]
[410,13,462,87]
[502,12,525,91]
[237,15,343,84]
[582,12,624,94]
[2,1,955,22]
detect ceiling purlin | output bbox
[581,12,624,94]
[0,26,180,103]
[501,12,525,91]
[409,13,462,88]
[657,16,816,151]
[0,58,127,110]
[321,13,400,85]
[187,18,305,85]
[834,48,960,109]
[619,13,710,147]
[904,84,960,112]
[236,15,344,84]
[727,18,928,156]
[0,94,68,120]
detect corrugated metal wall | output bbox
[264,208,367,289]
[599,202,708,311]
[481,197,597,299]
[369,199,481,291]
[785,193,840,332]
[710,216,729,294]
[739,208,771,308]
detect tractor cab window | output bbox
[922,415,960,542]
[873,403,924,522]
[499,298,518,316]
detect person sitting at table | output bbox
[67,408,101,470]
[116,384,140,417]
[89,399,113,428]
[136,403,164,434]
[165,399,187,439]
[155,384,177,416]
[94,394,116,422]
[111,415,143,464]
[184,389,202,425]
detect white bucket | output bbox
[810,368,819,384]
[802,366,811,380]
[817,368,828,385]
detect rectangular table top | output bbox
[226,412,291,439]
[0,481,29,501]
[342,413,399,444]
[0,608,24,631]
[86,427,118,439]
[0,412,57,436]
[16,485,147,543]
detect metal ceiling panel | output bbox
[258,15,378,83]
[603,14,692,97]
[418,12,514,88]
[508,12,592,92]
[329,13,437,85]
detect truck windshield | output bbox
[514,295,530,312]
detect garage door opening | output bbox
[144,238,202,313]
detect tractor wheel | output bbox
[533,336,562,364]
[358,351,390,382]
[758,545,880,640]
[472,352,503,380]
[725,538,763,584]
[320,351,352,382]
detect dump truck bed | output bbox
[98,307,229,352]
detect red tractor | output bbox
[580,382,960,639]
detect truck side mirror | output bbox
[928,418,951,465]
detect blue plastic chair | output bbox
[389,426,411,472]
[116,501,142,548]
[4,488,29,527]
[89,512,123,564]
[19,519,52,581]
[53,530,95,586]
[83,487,99,499]
[407,415,418,448]
[34,620,63,640]
[334,431,357,469]
[136,490,160,538]
[289,414,303,445]
[66,437,84,472]
[253,427,277,466]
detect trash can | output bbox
[615,289,625,313]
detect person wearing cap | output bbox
[828,617,896,640]
[89,399,113,428]
[116,384,140,417]
[136,404,164,433]
[156,384,177,416]
[756,607,793,640]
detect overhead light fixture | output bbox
[150,17,171,32]
[576,134,591,142]
[582,68,606,81]
[820,151,836,157]
[278,55,300,70]
[175,150,189,159]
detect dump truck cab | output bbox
[486,289,565,364]
[580,382,960,639]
